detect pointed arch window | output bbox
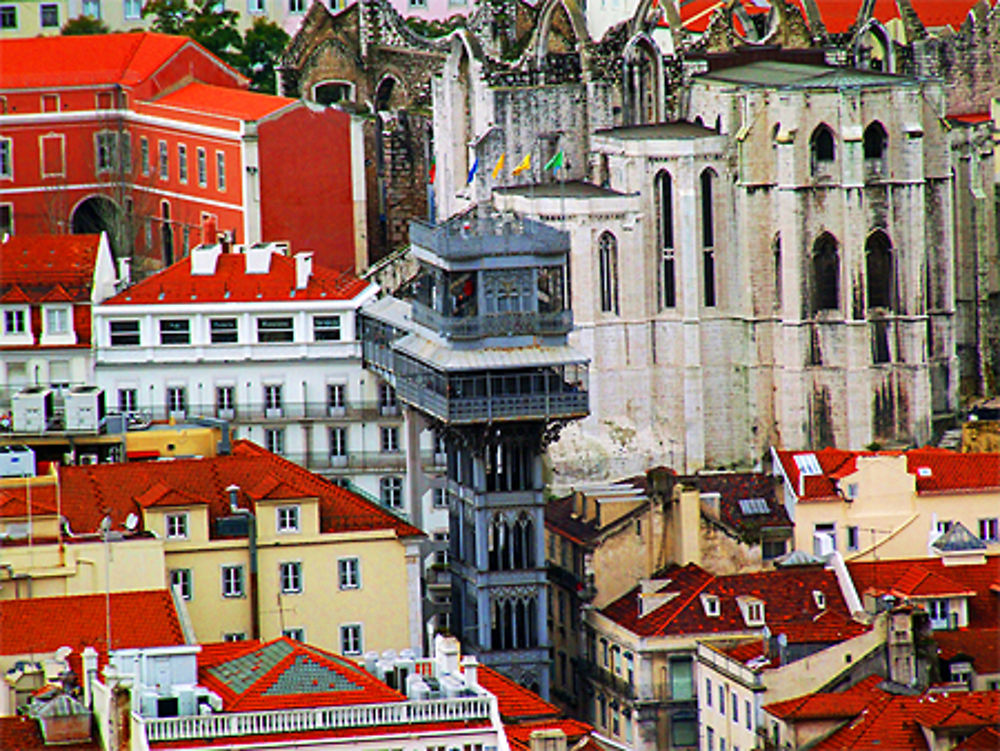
[810,125,836,176]
[866,230,894,311]
[656,170,676,309]
[598,231,619,314]
[811,233,840,314]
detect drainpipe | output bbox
[227,484,259,640]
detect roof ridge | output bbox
[655,569,716,630]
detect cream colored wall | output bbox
[125,426,223,459]
[591,506,666,609]
[0,533,166,600]
[162,525,411,655]
[255,498,321,540]
[792,455,1000,560]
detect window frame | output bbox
[140,137,150,176]
[264,427,285,455]
[216,150,226,191]
[979,517,999,542]
[380,475,403,509]
[178,143,188,184]
[380,425,400,453]
[166,386,187,415]
[109,319,141,346]
[280,560,303,594]
[39,2,58,25]
[338,556,360,590]
[256,316,294,343]
[313,315,342,341]
[597,231,619,315]
[276,504,300,534]
[0,5,16,29]
[209,317,238,343]
[170,568,193,600]
[340,623,363,655]
[221,564,245,598]
[159,318,191,345]
[165,512,189,540]
[158,140,169,180]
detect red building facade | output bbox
[0,33,364,275]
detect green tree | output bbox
[141,0,189,33]
[61,15,110,34]
[184,0,242,65]
[237,18,289,94]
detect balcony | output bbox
[411,304,573,340]
[139,696,493,744]
[580,660,635,701]
[119,400,404,424]
[410,217,570,261]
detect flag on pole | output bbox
[428,153,436,184]
[467,157,479,185]
[544,150,564,172]
[512,153,531,176]
[492,153,506,179]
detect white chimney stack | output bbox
[295,251,313,290]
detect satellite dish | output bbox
[125,513,139,532]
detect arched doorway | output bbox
[71,195,123,258]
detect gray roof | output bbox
[595,122,721,140]
[697,61,909,89]
[932,521,988,552]
[410,207,570,260]
[395,331,588,371]
[494,181,630,199]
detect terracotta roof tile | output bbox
[477,666,561,721]
[775,447,1000,500]
[102,250,368,306]
[197,637,405,712]
[0,716,99,751]
[600,562,865,642]
[764,675,885,720]
[954,726,1000,750]
[152,82,296,121]
[0,440,422,539]
[0,590,185,660]
[848,557,1000,629]
[0,235,103,303]
[0,33,223,90]
[505,718,595,751]
[934,628,1000,675]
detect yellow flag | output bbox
[511,153,531,176]
[492,153,506,179]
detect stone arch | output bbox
[374,71,407,112]
[854,18,894,72]
[312,79,355,106]
[863,120,888,159]
[622,33,663,125]
[532,0,589,68]
[811,231,840,314]
[865,229,894,311]
[70,194,123,259]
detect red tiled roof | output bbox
[196,637,405,712]
[949,112,993,125]
[149,720,491,748]
[0,33,204,89]
[0,590,184,660]
[478,666,561,721]
[934,628,1000,675]
[600,562,867,642]
[0,440,422,538]
[152,82,296,122]
[0,235,103,302]
[774,447,1000,500]
[954,726,1000,751]
[0,716,99,751]
[764,675,885,720]
[101,250,368,306]
[848,556,1000,629]
[811,689,1000,750]
[506,718,596,751]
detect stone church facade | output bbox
[280,0,998,475]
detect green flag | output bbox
[544,150,564,172]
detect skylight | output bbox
[738,498,769,515]
[794,453,821,476]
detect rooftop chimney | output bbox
[529,728,567,751]
[434,634,461,677]
[116,258,131,287]
[461,655,479,690]
[295,251,313,290]
[201,216,217,246]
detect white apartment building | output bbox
[92,240,445,534]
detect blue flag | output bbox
[467,157,479,185]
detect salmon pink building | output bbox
[0,32,365,275]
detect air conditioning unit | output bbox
[79,454,99,466]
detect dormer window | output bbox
[701,593,720,617]
[166,512,189,540]
[738,597,765,626]
[277,505,300,533]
